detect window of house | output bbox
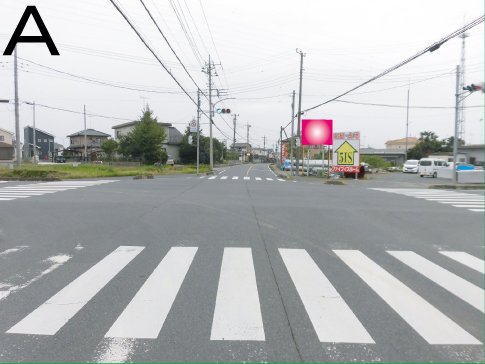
[448,158,453,162]
[470,157,476,164]
[116,131,121,138]
[161,148,166,152]
[0,136,4,141]
[459,158,465,163]
[38,139,41,143]
[44,139,47,142]
[70,140,73,145]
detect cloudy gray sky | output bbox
[0,0,483,150]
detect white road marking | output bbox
[208,176,217,180]
[244,177,250,180]
[439,252,485,274]
[277,179,285,181]
[0,198,15,200]
[279,249,374,343]
[0,195,30,198]
[334,250,481,345]
[232,176,239,180]
[199,176,206,179]
[439,201,484,204]
[7,246,144,335]
[211,248,265,341]
[220,176,228,180]
[469,209,485,212]
[452,205,485,208]
[388,251,484,312]
[95,338,136,364]
[266,178,273,181]
[0,246,29,257]
[0,192,47,195]
[255,177,261,181]
[105,247,197,339]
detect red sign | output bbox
[282,143,287,157]
[332,166,360,173]
[333,131,360,140]
[302,119,333,145]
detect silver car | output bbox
[403,159,419,173]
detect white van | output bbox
[418,158,448,178]
[403,159,419,173]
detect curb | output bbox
[429,184,484,190]
[206,171,215,176]
[133,175,154,179]
[0,177,61,181]
[325,180,346,185]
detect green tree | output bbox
[179,125,198,164]
[100,139,118,160]
[406,132,465,159]
[117,105,167,165]
[361,155,392,169]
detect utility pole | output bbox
[279,127,283,166]
[208,55,213,169]
[405,86,410,161]
[452,65,460,185]
[295,49,305,176]
[197,89,200,175]
[84,105,87,162]
[14,46,21,167]
[290,90,295,176]
[33,101,36,164]
[246,124,251,162]
[263,136,266,159]
[458,31,469,143]
[232,114,238,160]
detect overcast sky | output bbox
[0,0,483,150]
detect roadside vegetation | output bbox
[0,164,210,179]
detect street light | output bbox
[0,100,10,103]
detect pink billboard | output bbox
[302,119,333,145]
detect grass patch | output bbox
[0,164,211,179]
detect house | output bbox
[385,137,419,150]
[230,142,252,161]
[112,121,183,163]
[54,142,64,156]
[0,128,14,161]
[429,152,467,164]
[23,126,55,162]
[66,129,111,160]
[281,138,326,160]
[361,148,406,165]
[457,144,485,166]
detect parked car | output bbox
[167,155,175,166]
[55,156,66,163]
[403,159,419,173]
[418,158,448,177]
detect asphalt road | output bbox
[0,163,483,363]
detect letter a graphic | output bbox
[3,6,59,55]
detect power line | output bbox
[334,100,484,109]
[303,15,485,113]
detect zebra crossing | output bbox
[200,175,290,182]
[1,246,483,346]
[0,180,119,201]
[370,188,485,212]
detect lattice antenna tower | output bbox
[458,31,469,144]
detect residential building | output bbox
[457,144,485,165]
[23,126,55,162]
[429,152,467,164]
[230,142,252,161]
[112,121,183,162]
[385,137,419,150]
[361,148,406,165]
[66,129,111,160]
[0,128,14,161]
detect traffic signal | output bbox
[463,82,484,93]
[216,108,231,114]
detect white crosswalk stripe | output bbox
[211,248,265,341]
[279,249,374,343]
[439,251,485,273]
[0,180,118,202]
[4,247,482,346]
[255,177,261,181]
[335,250,481,345]
[106,247,197,339]
[202,176,286,182]
[388,251,484,312]
[220,176,228,180]
[370,188,484,213]
[7,246,144,335]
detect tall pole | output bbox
[452,65,460,185]
[263,136,266,158]
[14,46,21,167]
[405,87,410,161]
[279,127,283,166]
[197,89,200,175]
[33,101,36,164]
[290,90,295,176]
[295,49,305,176]
[232,114,237,160]
[84,105,87,161]
[247,124,251,162]
[208,55,213,170]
